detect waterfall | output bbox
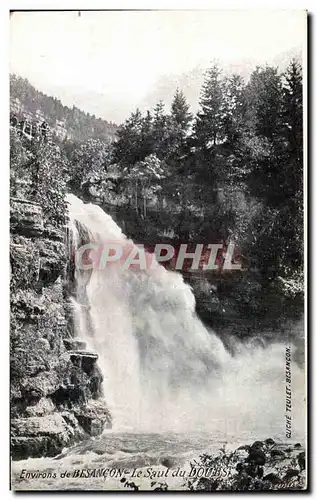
[66,194,305,439]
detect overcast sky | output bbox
[10,10,306,122]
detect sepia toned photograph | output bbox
[9,9,307,491]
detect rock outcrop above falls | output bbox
[10,198,111,460]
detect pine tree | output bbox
[243,66,284,205]
[140,110,154,158]
[246,65,283,141]
[151,101,169,159]
[223,74,246,144]
[171,88,192,132]
[280,59,303,271]
[282,59,303,164]
[113,108,144,167]
[237,63,303,284]
[163,88,193,166]
[192,65,228,206]
[195,65,227,147]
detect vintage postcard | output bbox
[10,9,307,491]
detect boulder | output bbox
[23,397,55,417]
[74,399,112,435]
[11,413,84,460]
[76,416,104,436]
[264,438,275,446]
[270,449,285,459]
[11,436,59,460]
[297,452,305,471]
[10,199,44,238]
[263,473,282,485]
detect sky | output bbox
[10,10,307,123]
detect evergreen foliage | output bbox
[10,59,304,323]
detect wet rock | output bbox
[11,413,83,460]
[250,441,264,450]
[247,449,266,466]
[74,399,112,436]
[253,479,265,490]
[271,449,285,459]
[64,339,87,351]
[263,472,282,485]
[11,414,65,438]
[89,363,104,398]
[53,357,103,408]
[283,469,300,481]
[36,239,66,285]
[297,452,305,470]
[160,457,179,468]
[69,351,99,374]
[76,416,104,436]
[237,445,249,451]
[245,464,264,478]
[12,436,60,460]
[60,410,81,430]
[264,438,275,446]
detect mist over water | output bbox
[67,194,305,440]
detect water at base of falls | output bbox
[66,194,305,440]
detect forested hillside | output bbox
[10,59,304,335]
[10,74,118,143]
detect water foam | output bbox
[66,194,305,440]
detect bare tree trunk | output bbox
[144,193,147,218]
[135,180,138,214]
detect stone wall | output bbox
[10,198,111,460]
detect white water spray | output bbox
[66,194,305,440]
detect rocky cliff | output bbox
[10,198,111,461]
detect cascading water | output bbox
[66,194,305,440]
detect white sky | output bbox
[10,10,306,121]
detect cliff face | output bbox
[10,198,111,461]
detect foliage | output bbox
[10,58,304,326]
[10,128,33,198]
[186,442,306,491]
[10,74,117,143]
[10,130,68,226]
[67,138,112,194]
